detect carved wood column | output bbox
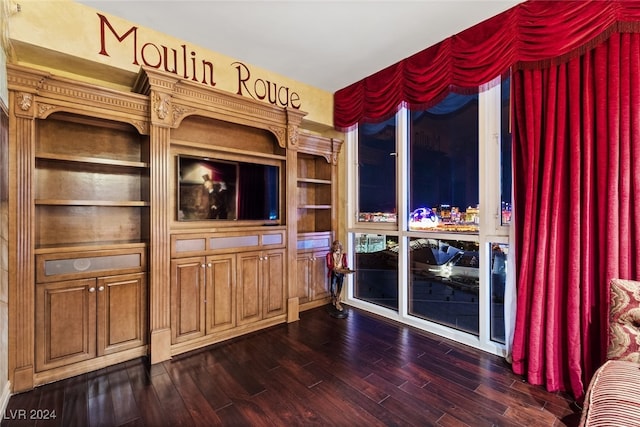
[285,108,305,323]
[135,72,179,364]
[8,89,38,392]
[330,138,344,238]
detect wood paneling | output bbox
[170,257,205,344]
[35,278,97,372]
[98,273,147,356]
[205,254,236,333]
[171,115,282,156]
[262,249,285,318]
[237,251,262,325]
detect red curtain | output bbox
[511,32,640,400]
[334,0,640,131]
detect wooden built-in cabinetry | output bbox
[34,115,149,248]
[35,257,147,375]
[170,230,287,355]
[297,153,333,234]
[295,133,342,311]
[30,104,150,385]
[170,254,235,344]
[6,64,342,392]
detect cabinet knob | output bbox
[207,263,212,268]
[98,286,105,292]
[88,287,96,293]
[201,264,206,268]
[264,256,268,260]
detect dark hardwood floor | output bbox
[2,306,581,427]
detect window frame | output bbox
[345,77,510,357]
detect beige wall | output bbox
[8,0,336,131]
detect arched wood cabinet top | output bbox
[7,64,150,135]
[133,67,307,149]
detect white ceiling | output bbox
[76,0,524,93]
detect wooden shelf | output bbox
[32,115,151,251]
[296,139,340,236]
[36,152,148,168]
[35,200,149,207]
[297,178,331,185]
[298,205,331,210]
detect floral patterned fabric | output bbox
[608,278,640,362]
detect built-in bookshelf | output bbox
[295,133,342,311]
[34,115,150,250]
[297,152,333,233]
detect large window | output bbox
[353,233,398,311]
[490,242,508,343]
[500,76,512,226]
[357,117,397,223]
[347,78,511,356]
[409,238,479,334]
[409,93,479,233]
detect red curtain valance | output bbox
[333,0,640,131]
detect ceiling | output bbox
[75,0,524,93]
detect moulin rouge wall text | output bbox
[97,13,302,110]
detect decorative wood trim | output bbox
[330,138,343,235]
[8,110,35,393]
[137,67,307,149]
[11,366,33,394]
[150,329,172,364]
[169,315,286,357]
[7,64,150,135]
[33,346,147,387]
[286,144,299,321]
[298,132,343,163]
[149,126,171,361]
[287,297,300,323]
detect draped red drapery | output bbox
[333,0,640,132]
[512,33,640,400]
[333,0,640,400]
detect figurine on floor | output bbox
[326,240,353,312]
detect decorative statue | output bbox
[326,240,354,312]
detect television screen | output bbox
[177,155,280,222]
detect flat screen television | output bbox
[177,155,281,222]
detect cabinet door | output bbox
[97,273,147,356]
[310,250,330,300]
[35,278,97,372]
[237,251,262,325]
[171,257,206,344]
[263,249,285,319]
[295,253,311,304]
[205,254,236,334]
